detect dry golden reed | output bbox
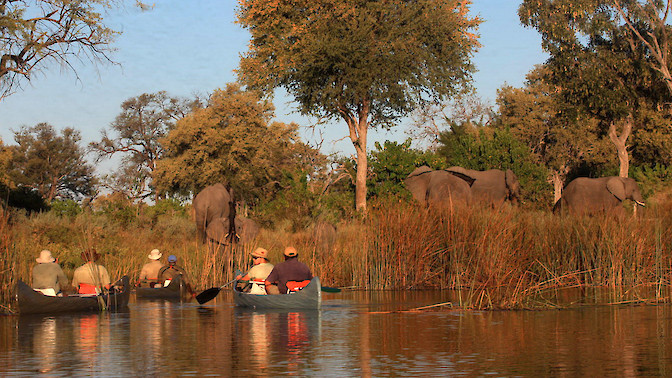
[2,199,671,312]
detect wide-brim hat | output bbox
[148,249,162,260]
[81,248,100,262]
[251,247,268,259]
[284,246,298,257]
[36,250,55,263]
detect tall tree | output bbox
[90,92,198,201]
[496,66,613,201]
[10,123,95,201]
[0,0,124,100]
[237,0,481,212]
[520,0,672,177]
[154,83,324,205]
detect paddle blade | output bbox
[196,287,222,304]
[321,286,341,293]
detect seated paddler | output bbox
[265,246,312,295]
[72,248,111,294]
[235,247,274,294]
[32,249,68,296]
[158,254,195,297]
[138,248,164,287]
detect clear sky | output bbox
[0,1,548,173]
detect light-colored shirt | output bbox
[139,260,164,280]
[32,262,68,293]
[72,262,111,289]
[247,262,274,281]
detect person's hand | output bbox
[235,274,242,280]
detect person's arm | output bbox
[57,267,68,288]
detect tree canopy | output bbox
[237,0,481,211]
[154,83,325,205]
[9,123,95,202]
[0,0,121,100]
[90,92,198,201]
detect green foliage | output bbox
[91,92,200,201]
[438,125,552,207]
[631,164,672,199]
[50,199,82,218]
[146,199,188,220]
[9,123,95,202]
[155,83,325,206]
[367,139,443,199]
[0,185,49,213]
[256,171,319,231]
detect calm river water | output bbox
[1,291,672,376]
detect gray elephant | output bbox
[206,216,260,245]
[193,183,236,243]
[553,176,645,215]
[446,166,521,206]
[405,166,474,208]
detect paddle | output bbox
[321,286,341,293]
[195,279,237,305]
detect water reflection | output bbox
[2,293,672,375]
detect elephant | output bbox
[206,216,260,245]
[193,183,236,243]
[446,166,521,206]
[404,166,474,208]
[553,176,645,216]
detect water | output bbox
[2,291,672,376]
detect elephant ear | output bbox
[445,170,476,186]
[606,177,626,201]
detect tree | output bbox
[0,0,122,100]
[519,0,672,178]
[367,139,443,199]
[154,83,325,205]
[496,66,614,201]
[90,92,198,201]
[9,123,95,202]
[237,0,481,212]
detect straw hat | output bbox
[284,246,298,257]
[81,248,100,262]
[251,247,268,259]
[148,249,162,260]
[36,250,55,264]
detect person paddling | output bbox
[265,246,312,295]
[236,247,274,294]
[72,249,111,294]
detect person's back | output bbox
[265,247,312,294]
[158,255,195,296]
[139,249,164,287]
[32,250,68,295]
[72,249,111,294]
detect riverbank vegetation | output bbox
[2,194,671,312]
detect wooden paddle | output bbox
[321,286,341,293]
[195,279,237,304]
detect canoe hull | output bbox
[17,276,131,315]
[233,276,321,310]
[136,275,186,300]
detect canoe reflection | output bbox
[234,308,321,374]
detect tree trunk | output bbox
[550,171,564,204]
[608,114,632,178]
[341,101,370,213]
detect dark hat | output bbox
[168,255,177,263]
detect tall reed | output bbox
[2,199,671,312]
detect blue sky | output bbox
[0,1,547,172]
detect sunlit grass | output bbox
[2,198,671,312]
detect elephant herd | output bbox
[405,166,646,216]
[191,167,646,245]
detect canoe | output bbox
[17,276,131,315]
[233,276,321,310]
[136,275,187,300]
